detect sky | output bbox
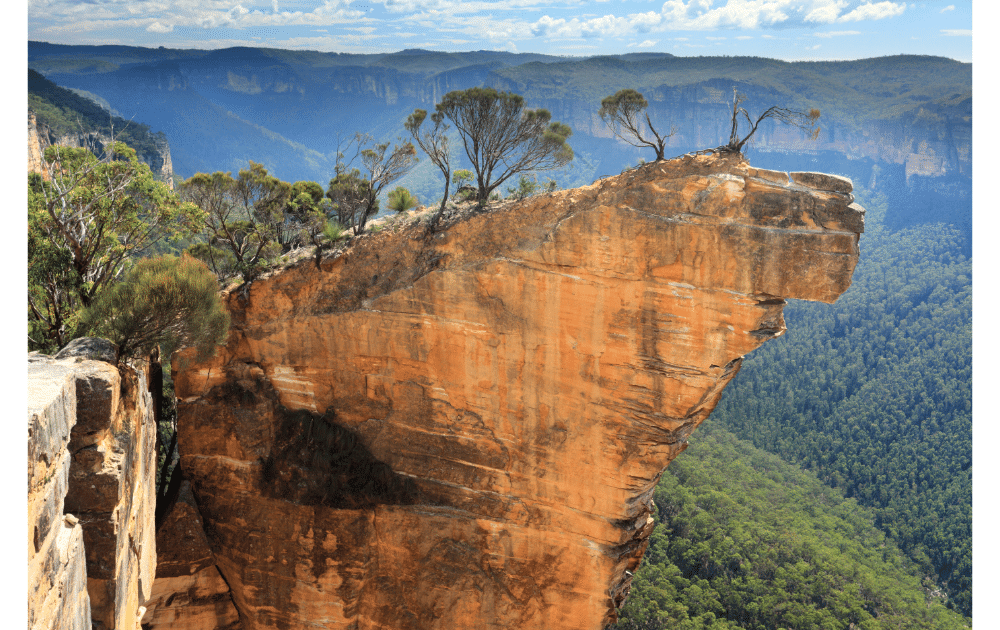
[26,0,972,62]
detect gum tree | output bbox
[179,162,291,283]
[599,89,677,162]
[405,108,452,228]
[434,87,573,204]
[28,142,204,351]
[722,88,821,154]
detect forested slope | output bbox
[610,422,967,630]
[28,69,169,171]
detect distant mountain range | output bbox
[29,42,968,190]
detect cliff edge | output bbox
[28,340,158,630]
[168,152,863,630]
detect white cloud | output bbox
[28,0,931,54]
[627,38,659,47]
[814,29,860,37]
[838,1,906,22]
[804,0,848,24]
[146,21,173,33]
[941,4,954,12]
[941,29,971,36]
[706,35,726,40]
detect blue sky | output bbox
[27,0,971,61]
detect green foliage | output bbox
[434,87,572,203]
[506,175,540,200]
[180,162,292,283]
[450,170,472,186]
[322,220,346,242]
[709,190,971,616]
[387,186,419,213]
[325,134,418,233]
[327,168,377,234]
[405,108,452,224]
[78,255,229,365]
[28,69,168,167]
[611,422,967,630]
[28,143,204,351]
[599,89,676,161]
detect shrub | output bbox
[506,175,540,200]
[79,255,230,365]
[387,186,419,213]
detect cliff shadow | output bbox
[259,406,422,510]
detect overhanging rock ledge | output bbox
[165,152,863,630]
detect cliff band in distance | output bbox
[169,152,863,630]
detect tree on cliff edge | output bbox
[599,89,677,162]
[28,142,204,352]
[721,87,820,154]
[405,108,452,230]
[434,87,573,205]
[79,254,230,366]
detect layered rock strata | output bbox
[28,340,158,630]
[28,356,92,630]
[171,153,863,630]
[141,481,241,630]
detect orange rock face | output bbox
[171,153,863,630]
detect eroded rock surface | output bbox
[142,481,241,630]
[28,344,158,630]
[171,153,863,630]
[28,356,92,630]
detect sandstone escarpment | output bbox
[27,111,175,186]
[169,152,863,630]
[28,340,158,630]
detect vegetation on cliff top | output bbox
[28,143,204,352]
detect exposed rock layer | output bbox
[27,111,175,185]
[142,481,241,630]
[28,356,92,630]
[171,153,863,630]
[28,342,158,630]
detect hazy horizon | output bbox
[27,1,972,63]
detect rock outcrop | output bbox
[28,111,175,186]
[169,153,863,630]
[28,341,158,630]
[29,357,93,630]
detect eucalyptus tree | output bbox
[405,108,452,228]
[179,162,291,283]
[599,89,677,161]
[722,88,821,154]
[28,142,204,351]
[434,87,573,204]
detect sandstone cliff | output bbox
[28,340,158,630]
[168,153,863,630]
[28,111,175,186]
